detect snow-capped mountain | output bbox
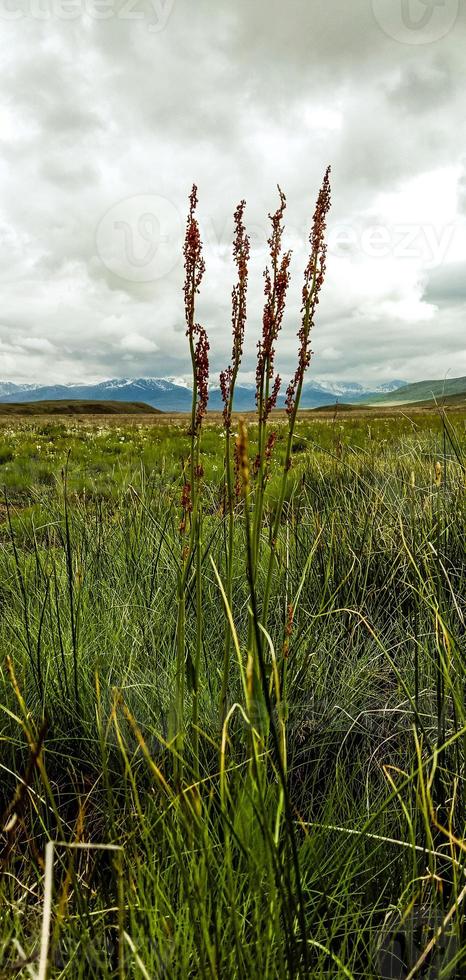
[0,377,407,412]
[305,379,406,397]
[298,378,406,408]
[0,381,42,398]
[0,378,191,412]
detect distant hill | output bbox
[0,377,407,413]
[1,382,462,417]
[0,379,193,413]
[362,376,466,406]
[0,400,160,416]
[309,391,466,416]
[402,391,466,411]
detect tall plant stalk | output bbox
[176,184,208,781]
[262,166,332,624]
[176,171,331,781]
[253,189,291,564]
[219,201,249,725]
[236,421,310,977]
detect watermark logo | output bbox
[328,222,455,265]
[372,0,459,44]
[96,194,183,282]
[0,0,175,31]
[95,197,455,284]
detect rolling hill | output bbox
[309,390,466,416]
[362,376,466,406]
[0,400,160,416]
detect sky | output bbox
[0,0,465,387]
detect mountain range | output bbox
[0,377,407,412]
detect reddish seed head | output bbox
[231,200,249,364]
[286,167,332,416]
[220,366,233,428]
[183,184,206,336]
[256,187,291,420]
[220,200,250,430]
[183,185,210,434]
[265,374,281,418]
[302,165,331,309]
[181,481,192,513]
[193,324,209,430]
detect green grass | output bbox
[0,410,465,978]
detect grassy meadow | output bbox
[0,407,465,978]
[1,177,466,979]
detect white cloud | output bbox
[18,337,58,352]
[0,1,465,384]
[120,332,158,353]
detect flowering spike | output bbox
[256,186,291,422]
[183,184,209,435]
[286,167,331,417]
[193,324,210,429]
[183,184,206,338]
[220,200,250,429]
[265,374,281,418]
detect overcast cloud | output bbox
[0,0,465,386]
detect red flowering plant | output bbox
[219,200,250,723]
[184,184,209,441]
[261,167,332,625]
[252,188,292,558]
[220,200,249,433]
[176,173,331,762]
[285,166,331,427]
[256,187,291,425]
[235,173,331,907]
[176,184,210,780]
